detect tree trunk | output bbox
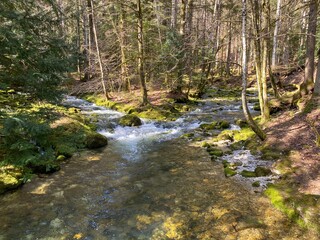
[137,0,148,105]
[171,0,178,29]
[271,0,281,67]
[119,5,130,91]
[250,0,269,122]
[226,21,232,76]
[242,0,266,141]
[314,49,320,95]
[90,0,109,99]
[302,0,318,95]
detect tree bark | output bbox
[271,0,281,67]
[242,0,266,141]
[314,49,320,95]
[171,0,178,29]
[90,0,109,99]
[137,0,149,105]
[302,0,318,95]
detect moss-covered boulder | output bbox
[85,132,108,149]
[254,166,272,177]
[200,120,230,131]
[252,181,260,187]
[119,114,142,127]
[0,169,23,194]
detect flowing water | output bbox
[0,96,309,239]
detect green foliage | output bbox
[0,0,75,101]
[0,115,56,170]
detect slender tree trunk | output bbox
[90,0,109,99]
[119,5,130,91]
[137,0,148,105]
[171,0,178,29]
[82,0,90,81]
[226,21,232,76]
[314,49,320,95]
[267,0,280,97]
[76,0,82,80]
[250,0,269,122]
[272,0,281,67]
[242,0,266,141]
[302,0,318,95]
[175,0,187,94]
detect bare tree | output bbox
[241,0,266,141]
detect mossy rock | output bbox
[201,142,210,148]
[208,148,224,157]
[230,140,245,150]
[0,169,23,194]
[240,170,257,178]
[85,132,108,149]
[214,130,235,141]
[252,181,260,187]
[222,160,230,168]
[200,121,218,130]
[233,128,255,141]
[224,167,237,177]
[218,120,230,129]
[235,119,248,128]
[254,167,272,177]
[119,114,142,127]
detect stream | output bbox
[0,95,307,239]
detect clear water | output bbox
[0,96,309,239]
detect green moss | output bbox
[252,181,260,187]
[260,148,283,160]
[224,167,237,177]
[240,170,257,178]
[233,128,255,142]
[0,169,23,194]
[208,148,224,157]
[200,121,218,130]
[181,133,194,139]
[201,142,210,148]
[264,185,299,221]
[214,130,235,141]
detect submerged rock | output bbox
[119,114,142,127]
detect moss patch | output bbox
[240,170,257,178]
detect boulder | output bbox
[254,166,272,177]
[85,132,108,149]
[119,114,142,127]
[0,170,23,194]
